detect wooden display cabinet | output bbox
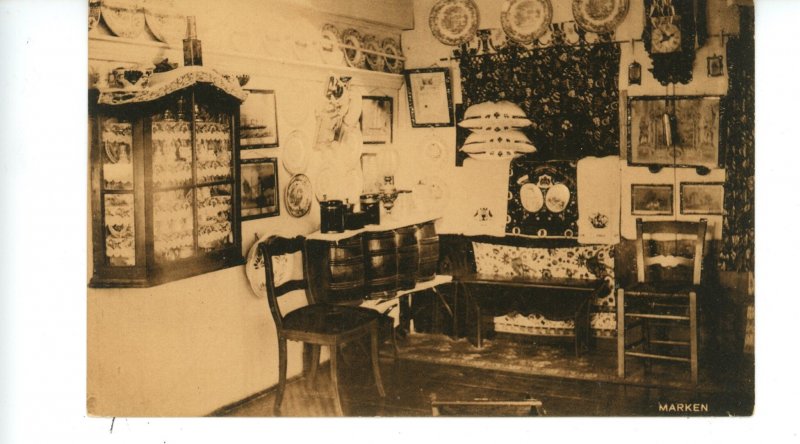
[89,70,246,287]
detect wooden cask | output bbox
[326,235,365,303]
[395,226,419,290]
[363,230,398,299]
[416,221,439,282]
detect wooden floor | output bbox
[218,334,753,417]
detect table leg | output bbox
[399,294,411,336]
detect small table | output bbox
[455,274,606,356]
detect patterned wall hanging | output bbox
[506,160,578,237]
[458,42,620,162]
[717,7,754,273]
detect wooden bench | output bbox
[454,274,607,356]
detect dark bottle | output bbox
[183,16,203,66]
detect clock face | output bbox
[651,16,681,54]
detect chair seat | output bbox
[624,282,700,298]
[283,303,381,337]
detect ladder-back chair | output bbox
[617,219,708,385]
[259,236,385,416]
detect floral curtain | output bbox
[458,42,621,161]
[717,8,754,272]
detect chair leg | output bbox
[329,344,343,416]
[689,291,698,385]
[371,323,386,398]
[308,344,321,389]
[617,289,625,379]
[275,337,288,416]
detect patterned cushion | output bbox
[459,101,532,131]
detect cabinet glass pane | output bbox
[197,185,233,252]
[101,119,133,190]
[154,189,195,263]
[196,119,232,183]
[104,193,135,266]
[152,119,193,189]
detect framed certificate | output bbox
[404,67,454,127]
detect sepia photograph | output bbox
[83,0,758,424]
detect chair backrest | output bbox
[635,219,708,285]
[258,235,310,332]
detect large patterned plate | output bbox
[285,174,313,218]
[572,0,629,34]
[500,0,553,44]
[281,130,310,175]
[341,28,365,69]
[429,0,480,46]
[102,0,145,39]
[382,38,404,73]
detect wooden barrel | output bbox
[325,235,366,303]
[363,230,398,299]
[395,226,419,290]
[416,221,439,282]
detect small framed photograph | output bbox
[240,157,279,220]
[361,96,393,144]
[707,55,724,77]
[239,89,279,149]
[680,182,724,215]
[404,67,454,127]
[631,184,674,216]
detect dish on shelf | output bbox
[500,0,553,44]
[285,174,313,218]
[363,35,384,71]
[341,28,365,69]
[89,0,101,31]
[571,0,629,34]
[544,183,570,213]
[319,24,345,66]
[281,130,310,175]
[101,0,145,39]
[519,183,544,212]
[381,37,404,73]
[429,0,480,46]
[143,5,184,44]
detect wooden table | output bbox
[455,274,606,356]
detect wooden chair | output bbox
[617,219,707,385]
[259,236,385,416]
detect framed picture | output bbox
[631,184,674,216]
[404,67,454,127]
[627,96,720,168]
[240,157,279,220]
[361,96,393,144]
[707,55,724,77]
[239,89,279,149]
[680,182,725,215]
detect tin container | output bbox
[320,199,345,233]
[360,193,380,226]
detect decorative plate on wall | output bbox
[281,130,310,175]
[285,174,313,217]
[341,28,366,68]
[429,0,480,46]
[572,0,629,34]
[519,183,544,212]
[319,24,345,66]
[500,0,553,44]
[102,0,145,39]
[382,38,404,73]
[363,35,384,71]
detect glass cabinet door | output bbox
[100,117,136,267]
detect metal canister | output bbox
[320,199,345,233]
[360,193,380,226]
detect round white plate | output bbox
[281,130,310,175]
[520,183,544,212]
[285,174,313,218]
[545,183,570,213]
